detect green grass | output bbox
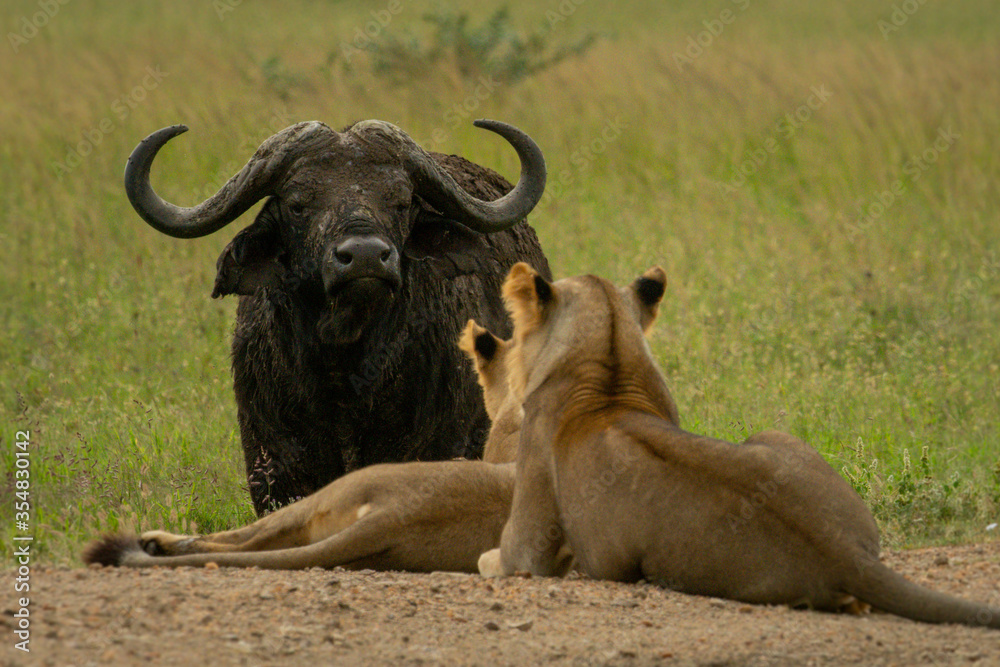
[2,0,999,564]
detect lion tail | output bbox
[82,534,145,567]
[849,560,1000,629]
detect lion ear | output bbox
[458,319,500,367]
[502,262,552,334]
[458,319,485,361]
[631,266,667,332]
[473,328,500,363]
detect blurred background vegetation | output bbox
[1,0,998,563]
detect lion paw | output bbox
[478,548,504,577]
[139,530,197,556]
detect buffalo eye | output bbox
[393,195,414,215]
[287,202,306,218]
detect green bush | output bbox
[338,7,602,84]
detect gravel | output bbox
[5,541,998,666]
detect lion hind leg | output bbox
[138,492,331,556]
[139,530,253,555]
[89,509,402,570]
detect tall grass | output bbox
[2,0,998,563]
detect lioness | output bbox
[463,320,522,464]
[84,321,517,572]
[479,262,999,629]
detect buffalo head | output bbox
[125,119,546,345]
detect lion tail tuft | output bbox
[82,533,143,567]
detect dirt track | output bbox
[5,541,999,666]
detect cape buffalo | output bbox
[124,118,550,515]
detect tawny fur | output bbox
[83,325,520,573]
[480,262,1000,629]
[458,319,522,463]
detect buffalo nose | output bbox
[324,235,401,294]
[333,236,393,270]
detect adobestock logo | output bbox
[7,0,71,54]
[50,66,170,181]
[847,125,961,241]
[338,0,405,63]
[672,0,752,72]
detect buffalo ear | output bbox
[404,198,491,279]
[212,221,287,298]
[631,266,667,333]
